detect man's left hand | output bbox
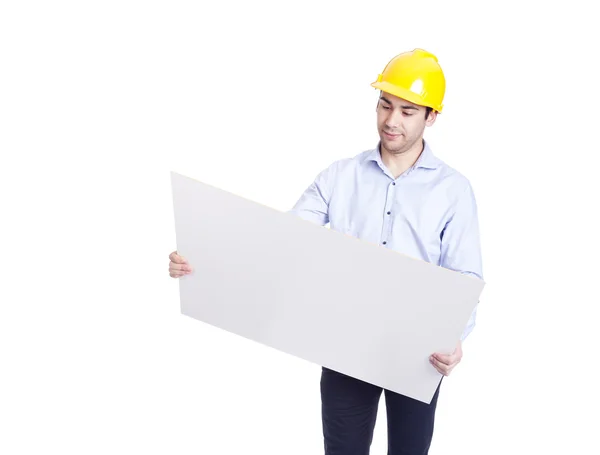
[430,342,463,376]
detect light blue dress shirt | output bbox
[289,141,483,341]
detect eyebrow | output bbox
[379,96,419,110]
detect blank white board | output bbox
[171,171,485,404]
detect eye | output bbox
[402,111,414,116]
[381,104,390,110]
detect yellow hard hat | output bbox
[371,49,446,113]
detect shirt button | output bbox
[387,211,391,215]
[383,241,387,245]
[392,182,396,186]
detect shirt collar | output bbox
[367,140,441,171]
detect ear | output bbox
[425,110,438,127]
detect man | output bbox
[168,49,483,455]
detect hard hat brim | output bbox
[371,81,443,113]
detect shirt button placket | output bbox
[382,179,396,246]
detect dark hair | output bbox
[379,91,434,119]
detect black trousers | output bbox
[320,367,441,455]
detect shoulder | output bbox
[425,142,471,187]
[422,140,477,202]
[432,156,478,209]
[309,148,374,197]
[322,148,376,175]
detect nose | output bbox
[385,108,403,130]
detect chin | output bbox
[381,137,406,152]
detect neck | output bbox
[380,139,425,179]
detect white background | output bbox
[1,1,598,454]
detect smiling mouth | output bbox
[383,131,401,139]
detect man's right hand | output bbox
[169,250,193,278]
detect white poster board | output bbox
[171,171,485,404]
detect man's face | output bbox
[376,92,437,155]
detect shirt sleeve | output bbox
[439,182,484,341]
[287,165,333,226]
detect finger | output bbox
[170,254,187,264]
[169,251,188,264]
[169,264,192,275]
[170,262,191,272]
[435,350,463,365]
[432,353,455,366]
[169,267,191,277]
[432,355,460,374]
[430,357,448,375]
[430,356,453,376]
